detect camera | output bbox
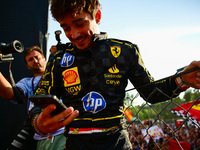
[0,40,24,62]
[55,30,66,50]
[55,30,62,45]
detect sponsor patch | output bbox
[108,64,119,74]
[62,67,80,87]
[106,80,120,85]
[60,53,75,67]
[65,85,81,96]
[104,74,122,79]
[35,88,46,95]
[40,81,49,86]
[111,46,121,58]
[82,92,106,114]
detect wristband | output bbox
[32,114,50,137]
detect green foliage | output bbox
[183,89,200,103]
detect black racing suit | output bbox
[35,33,184,150]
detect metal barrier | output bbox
[125,68,200,150]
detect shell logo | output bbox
[62,67,80,87]
[63,70,78,84]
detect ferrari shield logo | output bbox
[111,46,121,58]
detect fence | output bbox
[125,67,200,150]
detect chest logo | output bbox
[111,46,121,58]
[108,64,119,74]
[60,53,75,67]
[82,92,106,114]
[62,67,80,87]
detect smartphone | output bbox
[29,95,67,116]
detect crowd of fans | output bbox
[127,121,200,150]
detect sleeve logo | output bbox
[82,92,106,114]
[60,53,75,67]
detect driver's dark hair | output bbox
[51,0,100,21]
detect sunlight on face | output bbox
[59,11,100,50]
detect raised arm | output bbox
[0,72,15,100]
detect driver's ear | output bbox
[95,9,101,24]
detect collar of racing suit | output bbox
[73,32,108,53]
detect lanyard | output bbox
[32,77,35,94]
